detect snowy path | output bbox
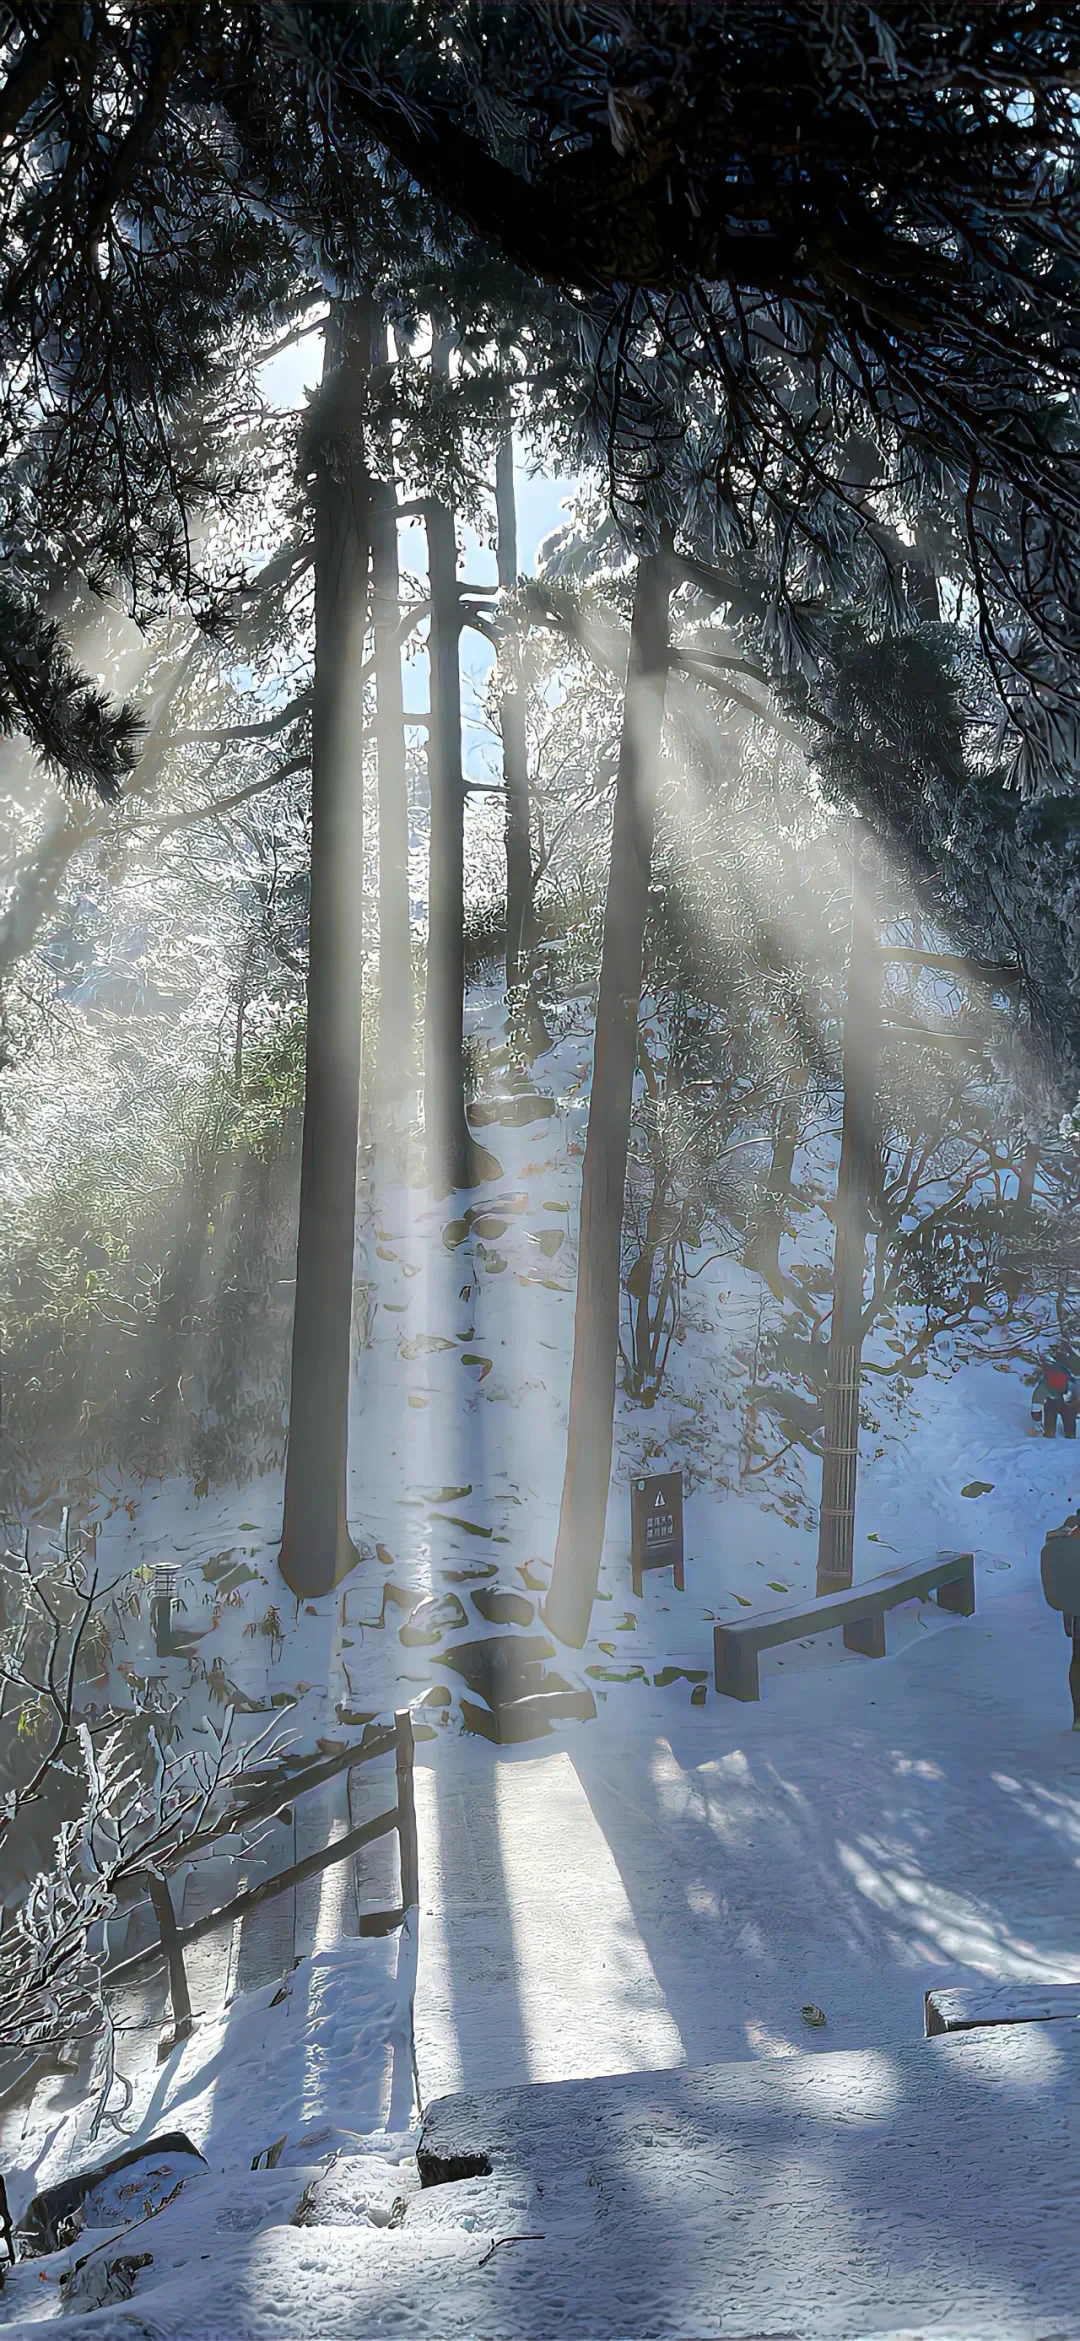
[413,1742,684,2100]
[414,1548,1080,2102]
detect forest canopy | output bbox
[6,4,1080,784]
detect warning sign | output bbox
[630,1470,684,1597]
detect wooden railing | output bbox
[105,1709,418,2044]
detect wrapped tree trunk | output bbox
[495,435,533,990]
[423,335,499,1196]
[544,550,671,1648]
[816,831,879,1596]
[279,304,373,1599]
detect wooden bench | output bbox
[925,1981,1080,2036]
[713,1550,975,1701]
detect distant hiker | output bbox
[1041,1511,1080,1727]
[1031,1351,1080,1438]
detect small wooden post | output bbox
[842,1611,887,1659]
[146,1870,193,2042]
[394,1709,419,1910]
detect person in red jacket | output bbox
[1031,1350,1080,1438]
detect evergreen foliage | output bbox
[8,7,1080,776]
[0,582,142,797]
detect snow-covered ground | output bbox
[5,1360,1077,2334]
[4,1011,1080,2334]
[11,2018,1080,2339]
[414,1533,1080,2102]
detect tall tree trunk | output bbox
[204,1139,279,1460]
[424,489,473,1193]
[423,336,500,1195]
[279,304,373,1599]
[371,466,413,1097]
[816,832,879,1597]
[746,1066,809,1300]
[130,1140,219,1470]
[544,551,670,1648]
[1002,1138,1039,1305]
[1017,1140,1039,1210]
[495,435,533,989]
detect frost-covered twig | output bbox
[0,1535,287,2068]
[0,1528,97,1835]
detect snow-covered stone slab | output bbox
[20,2132,206,2253]
[409,2026,1080,2338]
[10,2026,1080,2336]
[0,2167,323,2331]
[925,1979,1080,2034]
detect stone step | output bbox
[411,2025,1080,2339]
[459,1685,597,1743]
[925,1977,1080,2034]
[440,1630,597,1742]
[36,2028,1080,2338]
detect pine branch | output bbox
[0,8,80,142]
[0,582,142,798]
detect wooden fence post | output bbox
[395,1709,419,1910]
[146,1870,193,2042]
[107,1719,416,2016]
